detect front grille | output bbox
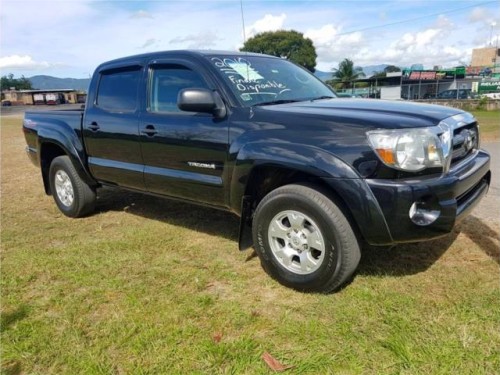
[450,121,478,166]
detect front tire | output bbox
[49,155,96,217]
[252,184,360,293]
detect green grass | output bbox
[1,115,499,374]
[471,110,499,141]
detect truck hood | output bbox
[257,98,465,129]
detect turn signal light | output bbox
[375,148,395,165]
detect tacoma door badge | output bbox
[187,161,216,170]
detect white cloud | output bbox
[305,25,364,68]
[434,15,453,29]
[309,18,472,71]
[469,7,488,23]
[391,28,444,52]
[140,38,159,49]
[130,10,153,19]
[169,31,223,49]
[353,26,469,68]
[305,24,338,46]
[0,55,60,70]
[246,13,287,38]
[416,29,440,46]
[468,6,500,34]
[0,1,498,77]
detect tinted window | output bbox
[149,65,208,113]
[97,67,140,112]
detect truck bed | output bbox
[23,108,85,167]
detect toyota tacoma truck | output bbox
[23,50,491,292]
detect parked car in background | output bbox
[33,94,45,105]
[335,92,354,98]
[45,93,65,105]
[335,92,361,98]
[436,89,477,99]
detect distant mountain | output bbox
[362,64,390,77]
[29,65,395,90]
[29,75,90,91]
[314,70,332,81]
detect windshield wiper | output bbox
[253,99,304,106]
[309,96,336,101]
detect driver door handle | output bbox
[141,124,158,137]
[87,122,100,131]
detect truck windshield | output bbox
[208,55,336,107]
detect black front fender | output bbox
[231,141,392,249]
[229,141,360,211]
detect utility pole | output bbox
[490,22,497,46]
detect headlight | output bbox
[367,125,452,172]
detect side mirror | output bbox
[177,88,226,118]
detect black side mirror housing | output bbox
[177,88,226,118]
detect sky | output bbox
[1,0,499,78]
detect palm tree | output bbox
[330,59,365,89]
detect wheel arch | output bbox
[39,139,96,195]
[237,164,369,250]
[232,143,392,251]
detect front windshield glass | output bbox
[208,55,336,106]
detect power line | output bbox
[335,1,498,37]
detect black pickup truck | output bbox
[23,50,491,292]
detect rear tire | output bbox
[252,183,360,293]
[49,155,95,217]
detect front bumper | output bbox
[366,149,490,243]
[25,145,38,166]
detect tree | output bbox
[328,59,365,89]
[371,65,401,79]
[384,65,401,73]
[0,73,33,90]
[371,71,386,79]
[240,30,317,72]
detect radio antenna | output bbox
[240,0,247,44]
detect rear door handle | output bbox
[87,122,100,131]
[141,124,158,137]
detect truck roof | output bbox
[97,50,276,70]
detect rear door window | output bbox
[97,67,141,112]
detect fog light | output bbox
[409,202,440,226]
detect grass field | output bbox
[1,112,499,374]
[473,110,500,141]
